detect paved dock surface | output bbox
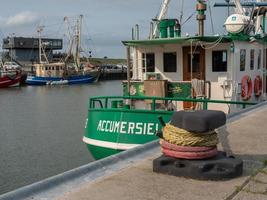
[1,103,267,200]
[57,104,267,200]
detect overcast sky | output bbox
[0,0,229,58]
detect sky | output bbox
[0,0,230,58]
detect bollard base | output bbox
[153,151,243,181]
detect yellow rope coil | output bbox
[163,123,218,147]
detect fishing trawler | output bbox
[26,15,100,85]
[84,0,267,159]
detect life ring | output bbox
[254,75,262,97]
[241,75,252,101]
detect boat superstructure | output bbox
[84,0,267,159]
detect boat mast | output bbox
[233,0,245,15]
[37,26,48,64]
[75,15,83,70]
[37,26,43,63]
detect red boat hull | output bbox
[0,72,21,88]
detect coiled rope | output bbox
[162,123,218,147]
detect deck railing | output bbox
[89,96,257,111]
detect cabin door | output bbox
[182,46,205,109]
[183,46,205,81]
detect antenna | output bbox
[179,0,184,24]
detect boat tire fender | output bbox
[160,139,216,152]
[162,147,218,160]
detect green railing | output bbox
[89,96,257,111]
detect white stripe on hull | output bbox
[0,77,20,84]
[83,136,141,150]
[10,82,20,87]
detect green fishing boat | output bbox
[84,0,267,159]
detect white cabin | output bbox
[123,36,266,113]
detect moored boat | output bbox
[26,16,100,86]
[26,62,97,85]
[0,70,21,88]
[99,64,127,80]
[3,61,27,85]
[84,0,267,159]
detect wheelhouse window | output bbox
[164,52,177,72]
[212,50,227,72]
[250,49,254,70]
[240,49,246,71]
[142,53,155,72]
[258,49,261,69]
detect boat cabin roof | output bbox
[122,35,267,46]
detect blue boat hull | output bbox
[26,75,95,85]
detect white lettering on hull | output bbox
[96,120,159,135]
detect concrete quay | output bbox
[1,102,267,200]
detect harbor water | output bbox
[0,80,122,195]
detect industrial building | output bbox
[2,37,63,65]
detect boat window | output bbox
[250,49,254,70]
[258,49,261,69]
[212,50,227,72]
[240,49,246,71]
[48,67,51,70]
[142,53,155,72]
[45,66,48,70]
[52,66,55,70]
[164,52,177,72]
[56,66,59,70]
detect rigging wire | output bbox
[199,37,224,49]
[208,0,215,35]
[181,11,196,26]
[82,17,98,58]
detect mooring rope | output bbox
[162,123,218,147]
[191,78,205,110]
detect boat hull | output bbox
[0,72,21,88]
[83,108,172,159]
[26,75,95,85]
